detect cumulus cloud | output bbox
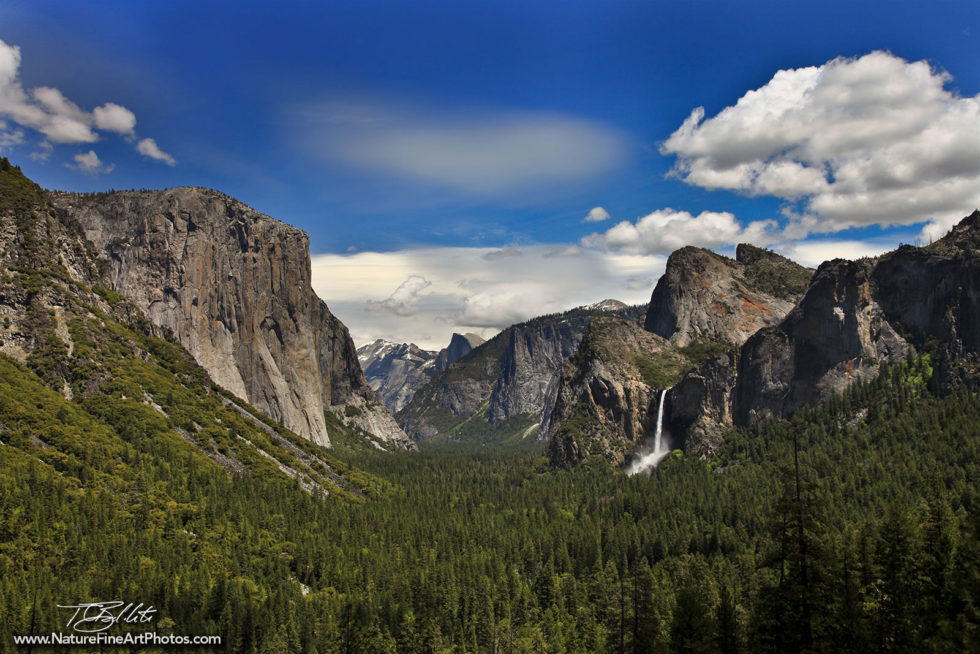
[582,208,778,255]
[458,284,554,329]
[0,38,173,166]
[298,100,627,196]
[583,206,611,222]
[137,137,176,165]
[67,150,113,175]
[661,51,980,238]
[93,102,136,135]
[365,275,432,316]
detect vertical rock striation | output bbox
[52,187,409,447]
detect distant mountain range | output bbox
[357,332,484,413]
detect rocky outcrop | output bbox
[358,339,438,413]
[547,316,690,467]
[669,210,980,450]
[645,244,812,347]
[667,351,739,456]
[51,187,409,448]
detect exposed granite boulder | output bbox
[51,187,409,448]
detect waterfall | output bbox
[626,389,669,476]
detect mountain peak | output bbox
[645,243,812,346]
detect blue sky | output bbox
[1,1,978,348]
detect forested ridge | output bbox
[2,348,978,652]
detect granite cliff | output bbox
[51,187,410,449]
[670,211,980,454]
[546,316,689,466]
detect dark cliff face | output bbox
[645,245,812,347]
[50,188,409,448]
[670,210,980,449]
[435,333,485,371]
[731,258,911,425]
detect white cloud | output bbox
[584,206,611,222]
[298,100,627,195]
[93,102,136,135]
[0,38,172,166]
[365,275,432,316]
[67,150,113,175]
[30,140,52,161]
[775,239,898,268]
[311,231,918,350]
[582,208,778,255]
[661,51,980,239]
[137,137,176,165]
[311,246,665,349]
[0,120,23,148]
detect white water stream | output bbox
[626,389,670,476]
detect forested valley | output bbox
[2,348,979,653]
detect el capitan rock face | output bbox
[51,188,410,448]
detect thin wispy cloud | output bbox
[295,99,627,197]
[137,137,176,165]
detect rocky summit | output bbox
[546,245,812,466]
[50,187,410,449]
[645,244,813,347]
